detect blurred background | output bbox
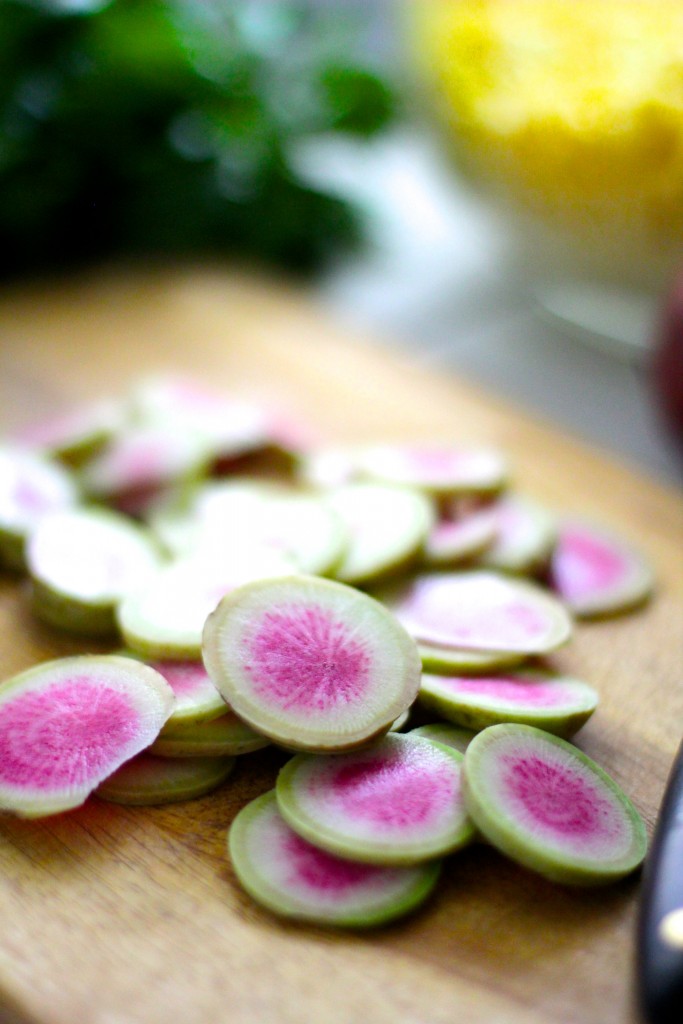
[1,0,682,483]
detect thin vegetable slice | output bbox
[355,444,507,497]
[0,446,79,570]
[419,670,599,738]
[119,655,227,729]
[27,508,163,636]
[276,733,475,865]
[150,709,270,757]
[477,495,556,575]
[423,505,498,567]
[117,550,295,659]
[463,724,648,885]
[418,642,526,675]
[15,399,122,467]
[326,483,435,584]
[409,723,476,754]
[0,655,175,818]
[228,791,441,927]
[549,519,654,618]
[202,576,421,753]
[383,571,572,654]
[96,752,234,805]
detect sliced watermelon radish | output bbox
[276,733,475,865]
[117,549,296,659]
[418,642,527,675]
[150,709,270,757]
[228,791,441,927]
[419,670,599,738]
[355,444,507,497]
[549,519,654,618]
[462,724,648,885]
[95,751,235,805]
[389,709,411,732]
[477,495,556,575]
[15,399,122,467]
[423,505,498,568]
[326,483,434,585]
[118,655,227,729]
[299,447,360,490]
[0,446,79,571]
[202,576,421,753]
[0,655,175,817]
[27,508,163,636]
[409,723,476,754]
[382,571,572,654]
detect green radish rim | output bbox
[418,670,599,738]
[276,734,475,866]
[228,790,442,928]
[462,724,648,886]
[95,752,235,805]
[326,483,435,585]
[0,655,175,818]
[202,575,422,753]
[408,723,476,754]
[418,642,527,675]
[150,709,270,757]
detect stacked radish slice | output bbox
[0,377,654,927]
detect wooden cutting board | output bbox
[0,265,681,1024]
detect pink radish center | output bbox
[0,678,139,791]
[553,528,627,602]
[284,830,382,894]
[246,605,371,712]
[500,752,625,850]
[327,751,457,831]
[151,661,216,701]
[441,676,571,707]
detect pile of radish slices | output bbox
[0,377,654,927]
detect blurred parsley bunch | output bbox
[0,0,397,277]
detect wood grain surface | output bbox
[0,264,681,1024]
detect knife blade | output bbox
[637,737,683,1023]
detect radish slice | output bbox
[0,655,175,818]
[418,642,527,675]
[389,709,411,732]
[202,576,422,753]
[549,519,654,618]
[276,734,475,865]
[15,399,122,466]
[419,671,599,738]
[383,571,572,654]
[478,495,556,575]
[27,509,163,637]
[326,483,435,585]
[409,723,476,754]
[355,444,507,497]
[95,752,234,805]
[463,724,648,885]
[0,446,79,570]
[150,710,270,757]
[117,550,296,659]
[423,505,498,567]
[299,447,360,490]
[228,791,441,927]
[119,655,227,729]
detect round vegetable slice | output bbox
[202,575,422,753]
[462,724,648,885]
[419,670,598,738]
[418,642,527,675]
[150,709,270,757]
[355,444,507,497]
[228,791,441,927]
[0,655,175,818]
[276,733,475,865]
[409,723,476,754]
[423,505,498,567]
[118,655,227,729]
[384,571,572,654]
[549,519,653,618]
[477,495,557,575]
[95,752,234,805]
[117,550,295,659]
[0,445,79,570]
[326,483,435,584]
[15,399,122,467]
[27,508,163,636]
